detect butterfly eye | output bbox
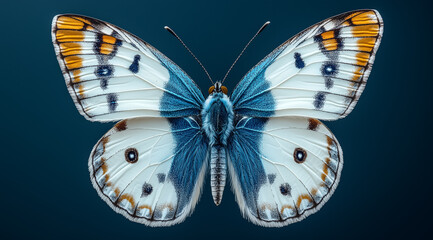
[293,148,307,163]
[125,148,138,163]
[208,86,215,94]
[221,86,228,94]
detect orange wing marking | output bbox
[118,194,136,209]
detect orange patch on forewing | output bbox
[352,67,364,82]
[57,16,85,30]
[99,43,115,55]
[357,37,376,52]
[345,12,361,20]
[59,42,81,56]
[64,55,82,70]
[71,69,81,83]
[118,194,135,209]
[77,84,85,98]
[351,11,377,25]
[74,17,92,25]
[351,24,379,37]
[323,39,339,51]
[296,194,313,208]
[56,30,84,42]
[102,35,117,44]
[104,174,110,182]
[355,52,371,66]
[321,31,335,40]
[114,188,120,197]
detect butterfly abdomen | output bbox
[201,92,234,205]
[210,145,227,205]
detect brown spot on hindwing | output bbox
[101,136,109,153]
[308,118,321,131]
[118,194,136,209]
[115,120,128,131]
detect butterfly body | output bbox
[202,83,233,204]
[52,10,383,227]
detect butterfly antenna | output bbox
[221,21,270,84]
[164,26,214,84]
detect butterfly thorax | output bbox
[201,88,233,205]
[202,89,234,145]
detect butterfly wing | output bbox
[227,10,382,226]
[227,117,342,226]
[230,10,383,120]
[90,117,208,226]
[52,15,205,122]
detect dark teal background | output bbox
[1,0,431,239]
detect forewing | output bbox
[90,117,208,226]
[231,10,383,120]
[227,117,342,227]
[52,15,205,122]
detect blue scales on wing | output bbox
[227,10,382,226]
[227,117,343,227]
[231,10,383,120]
[52,15,205,122]
[89,117,208,226]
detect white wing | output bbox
[52,15,204,122]
[90,117,208,226]
[231,10,383,120]
[227,117,342,227]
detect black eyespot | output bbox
[294,148,307,163]
[125,148,138,163]
[141,182,153,197]
[280,183,291,196]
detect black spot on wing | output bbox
[280,183,291,196]
[313,92,326,110]
[268,174,276,184]
[95,65,113,90]
[293,148,307,163]
[321,62,338,76]
[294,52,305,69]
[107,93,118,112]
[325,77,334,89]
[125,147,138,163]
[157,173,166,183]
[129,54,141,73]
[141,182,153,197]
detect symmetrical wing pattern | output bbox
[231,10,383,120]
[90,117,208,226]
[227,117,342,226]
[52,15,204,122]
[53,10,382,227]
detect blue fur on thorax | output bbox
[167,117,208,213]
[230,46,286,117]
[202,93,234,146]
[227,117,268,211]
[149,50,205,117]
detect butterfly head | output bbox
[208,82,228,95]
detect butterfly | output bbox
[52,9,383,227]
